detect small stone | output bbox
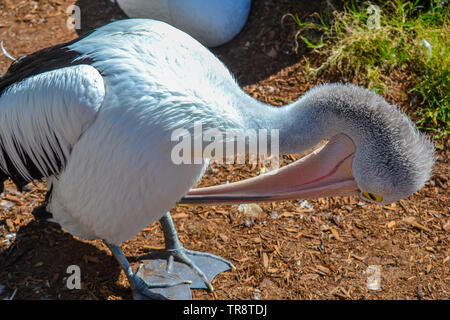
[0,200,14,209]
[299,200,314,210]
[238,203,263,217]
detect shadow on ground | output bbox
[0,216,127,299]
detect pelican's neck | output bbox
[234,89,334,155]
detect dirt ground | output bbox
[0,0,448,300]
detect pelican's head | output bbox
[181,84,435,205]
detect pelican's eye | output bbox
[361,192,383,202]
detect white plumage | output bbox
[49,21,244,242]
[0,20,247,244]
[0,66,104,181]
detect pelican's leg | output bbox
[139,212,235,291]
[104,241,191,300]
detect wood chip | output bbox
[387,221,396,228]
[279,209,313,218]
[262,252,269,270]
[142,245,165,250]
[329,286,340,295]
[354,222,367,229]
[315,265,330,276]
[234,257,251,263]
[171,212,189,219]
[399,200,409,212]
[341,287,352,299]
[298,233,315,239]
[403,217,431,233]
[300,273,319,281]
[214,209,229,215]
[206,225,215,234]
[334,292,348,299]
[330,227,342,241]
[84,255,100,264]
[5,195,23,205]
[252,237,261,243]
[442,220,450,232]
[273,244,281,255]
[5,219,14,232]
[425,247,435,253]
[349,253,365,261]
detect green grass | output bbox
[289,0,449,139]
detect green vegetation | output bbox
[289,0,449,138]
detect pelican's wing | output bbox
[0,64,105,188]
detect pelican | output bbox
[0,19,434,299]
[115,0,251,47]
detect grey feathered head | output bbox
[301,83,435,204]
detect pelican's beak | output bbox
[179,133,360,204]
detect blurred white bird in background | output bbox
[115,0,252,47]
